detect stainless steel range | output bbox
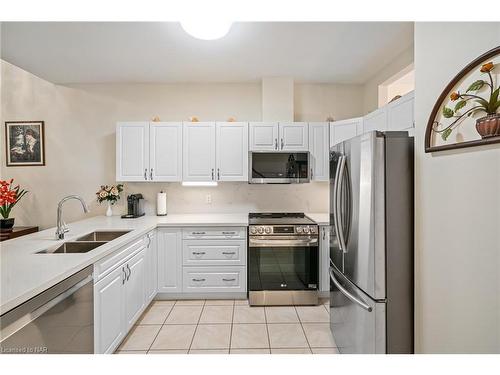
[248,213,319,306]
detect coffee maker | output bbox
[121,194,145,219]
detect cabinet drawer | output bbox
[183,240,246,266]
[182,267,246,293]
[182,227,246,240]
[94,237,145,281]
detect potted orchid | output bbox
[96,184,124,217]
[438,61,499,140]
[0,179,28,230]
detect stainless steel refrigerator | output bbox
[329,131,414,354]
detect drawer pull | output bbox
[192,278,206,282]
[222,231,236,235]
[192,232,206,235]
[222,252,236,255]
[222,278,236,282]
[192,252,206,255]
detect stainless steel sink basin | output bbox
[75,230,130,242]
[37,241,108,254]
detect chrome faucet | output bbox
[56,195,90,239]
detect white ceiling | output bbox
[1,22,414,84]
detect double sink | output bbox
[37,231,131,254]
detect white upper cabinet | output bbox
[116,122,149,181]
[279,122,309,151]
[309,122,329,181]
[330,117,363,147]
[216,122,248,181]
[363,106,388,133]
[149,122,183,182]
[183,122,216,182]
[387,91,414,131]
[249,122,279,151]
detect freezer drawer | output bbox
[329,265,385,354]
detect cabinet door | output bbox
[157,229,182,293]
[116,122,149,181]
[94,265,126,354]
[216,122,248,181]
[124,249,146,329]
[363,107,388,133]
[279,122,309,151]
[150,122,182,181]
[183,122,216,181]
[319,226,331,293]
[249,122,279,151]
[308,122,329,181]
[145,231,158,302]
[387,91,414,131]
[329,118,363,147]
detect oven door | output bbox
[248,236,319,292]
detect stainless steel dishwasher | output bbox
[0,266,94,354]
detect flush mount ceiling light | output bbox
[180,20,232,40]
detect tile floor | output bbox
[116,299,338,354]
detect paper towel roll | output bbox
[156,191,167,216]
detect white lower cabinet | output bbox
[145,230,158,302]
[94,242,147,354]
[157,228,183,293]
[319,225,331,293]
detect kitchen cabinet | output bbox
[94,242,147,353]
[249,122,279,151]
[145,230,157,303]
[363,107,388,133]
[330,117,363,147]
[116,122,182,182]
[157,229,183,293]
[319,225,331,293]
[216,122,248,181]
[182,122,217,182]
[116,122,149,181]
[149,122,183,181]
[279,122,309,151]
[249,122,308,151]
[308,122,330,181]
[387,91,414,131]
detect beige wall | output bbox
[1,61,362,229]
[362,45,414,114]
[414,22,500,353]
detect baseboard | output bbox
[155,292,248,300]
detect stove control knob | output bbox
[311,227,318,234]
[296,226,303,233]
[303,226,310,234]
[250,227,257,235]
[257,227,264,234]
[265,227,272,234]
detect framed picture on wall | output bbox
[5,121,46,166]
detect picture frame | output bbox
[424,46,500,153]
[5,121,46,166]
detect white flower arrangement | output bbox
[96,184,123,205]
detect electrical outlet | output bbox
[206,194,212,204]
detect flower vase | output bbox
[106,202,113,217]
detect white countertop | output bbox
[0,212,327,314]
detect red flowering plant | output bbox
[0,179,28,219]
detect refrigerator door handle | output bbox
[329,267,372,312]
[335,155,348,253]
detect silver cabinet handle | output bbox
[144,168,147,180]
[126,264,131,281]
[192,278,206,282]
[329,267,372,312]
[274,138,278,150]
[222,278,236,282]
[222,251,236,255]
[217,168,220,180]
[311,167,313,179]
[192,231,206,235]
[150,168,153,180]
[192,251,206,255]
[280,138,284,149]
[122,266,126,285]
[222,231,236,235]
[211,168,214,180]
[322,228,326,241]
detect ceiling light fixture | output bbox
[180,20,232,40]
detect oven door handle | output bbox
[249,238,318,247]
[329,267,372,312]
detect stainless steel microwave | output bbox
[249,151,310,184]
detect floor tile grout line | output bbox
[146,299,177,352]
[228,300,235,351]
[188,299,206,352]
[264,305,271,349]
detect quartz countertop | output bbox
[0,212,327,314]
